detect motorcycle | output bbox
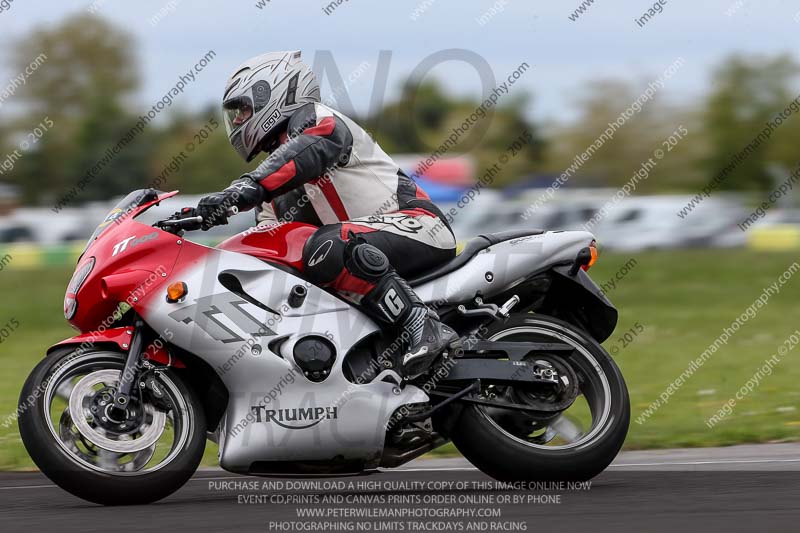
[18,188,629,505]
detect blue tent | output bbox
[410,175,470,203]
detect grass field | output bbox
[0,249,798,469]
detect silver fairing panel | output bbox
[136,230,591,472]
[139,247,427,473]
[414,230,595,304]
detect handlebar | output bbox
[157,215,204,228]
[154,206,239,231]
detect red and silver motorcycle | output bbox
[19,188,629,505]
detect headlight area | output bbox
[64,257,95,320]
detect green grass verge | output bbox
[0,249,798,469]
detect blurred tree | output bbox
[543,78,706,193]
[9,13,142,203]
[12,13,138,121]
[366,81,451,153]
[703,54,800,191]
[66,98,157,200]
[365,80,544,186]
[148,106,251,195]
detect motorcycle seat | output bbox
[408,228,545,286]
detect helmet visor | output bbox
[222,96,254,135]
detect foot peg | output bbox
[457,295,520,321]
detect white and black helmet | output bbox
[222,51,320,161]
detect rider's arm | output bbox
[195,177,267,228]
[197,104,352,226]
[243,103,353,199]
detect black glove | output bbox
[196,193,232,230]
[196,177,268,230]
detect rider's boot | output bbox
[346,242,459,379]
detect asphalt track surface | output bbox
[2,443,800,533]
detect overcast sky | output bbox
[2,0,799,124]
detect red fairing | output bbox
[68,222,182,332]
[54,190,314,356]
[64,190,185,333]
[48,327,184,367]
[217,222,317,271]
[48,327,134,354]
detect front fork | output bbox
[111,315,145,414]
[113,314,172,416]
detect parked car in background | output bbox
[0,195,258,246]
[0,220,36,243]
[0,187,756,252]
[452,189,606,239]
[591,195,746,251]
[0,208,93,245]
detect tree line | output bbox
[1,13,798,207]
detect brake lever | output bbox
[157,215,203,228]
[156,205,238,232]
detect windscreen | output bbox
[80,189,161,257]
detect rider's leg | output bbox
[302,210,457,378]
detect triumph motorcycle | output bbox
[18,189,629,505]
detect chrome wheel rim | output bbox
[43,351,191,475]
[67,369,167,454]
[478,325,613,450]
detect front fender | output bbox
[47,326,182,367]
[47,326,134,355]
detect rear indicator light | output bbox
[582,240,598,271]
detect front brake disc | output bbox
[68,369,166,454]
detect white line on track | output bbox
[2,458,799,490]
[391,467,477,472]
[0,476,247,490]
[609,458,800,467]
[0,484,56,490]
[396,458,800,470]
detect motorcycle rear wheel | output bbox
[18,348,206,505]
[449,314,630,481]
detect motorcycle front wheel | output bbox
[18,348,206,505]
[449,314,630,481]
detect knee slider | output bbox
[303,229,347,285]
[346,242,390,281]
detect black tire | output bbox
[18,348,207,505]
[449,314,629,481]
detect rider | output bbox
[192,51,458,379]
